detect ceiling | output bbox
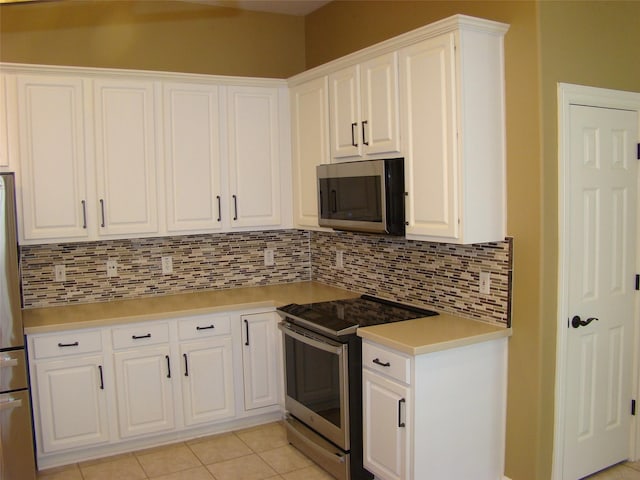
[0,0,333,16]
[183,0,332,16]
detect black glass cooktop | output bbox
[277,295,438,337]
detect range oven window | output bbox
[284,333,342,428]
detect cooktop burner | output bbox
[277,295,438,338]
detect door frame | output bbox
[553,83,640,479]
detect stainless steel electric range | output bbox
[277,295,438,480]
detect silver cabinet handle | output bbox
[398,398,406,428]
[216,195,221,222]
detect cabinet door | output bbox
[34,355,109,453]
[93,78,159,236]
[290,77,330,228]
[163,82,223,232]
[241,312,279,410]
[329,65,361,159]
[363,369,410,480]
[16,75,90,241]
[113,345,174,438]
[227,86,281,228]
[400,34,459,240]
[180,337,235,426]
[360,53,400,156]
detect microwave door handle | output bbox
[331,190,337,213]
[319,190,323,215]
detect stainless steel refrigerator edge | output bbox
[0,173,37,480]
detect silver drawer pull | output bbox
[58,341,79,348]
[373,358,391,367]
[196,325,215,331]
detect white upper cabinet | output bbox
[163,82,223,233]
[329,52,400,160]
[360,53,400,156]
[93,78,159,237]
[290,76,330,229]
[16,74,91,241]
[400,24,507,244]
[226,85,281,228]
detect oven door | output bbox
[279,321,350,450]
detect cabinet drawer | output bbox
[112,322,169,349]
[178,314,231,341]
[32,330,102,359]
[362,341,411,384]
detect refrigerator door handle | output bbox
[0,396,23,411]
[0,356,18,368]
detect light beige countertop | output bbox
[23,281,511,355]
[357,313,511,356]
[22,281,357,334]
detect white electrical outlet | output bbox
[479,271,491,294]
[336,250,344,269]
[54,265,66,282]
[161,256,173,274]
[264,249,275,267]
[106,260,118,278]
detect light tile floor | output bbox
[585,460,640,479]
[36,421,334,480]
[35,421,640,480]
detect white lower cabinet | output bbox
[363,369,409,480]
[34,354,110,453]
[27,308,282,469]
[362,337,508,480]
[113,345,175,438]
[241,311,280,410]
[180,337,235,426]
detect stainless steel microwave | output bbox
[317,158,405,235]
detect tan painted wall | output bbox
[538,3,640,478]
[0,0,305,78]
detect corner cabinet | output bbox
[290,76,330,229]
[400,22,508,244]
[226,86,282,229]
[362,338,508,480]
[241,311,280,411]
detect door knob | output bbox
[571,315,599,328]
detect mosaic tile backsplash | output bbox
[310,231,512,326]
[20,229,512,326]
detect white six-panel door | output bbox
[562,104,638,479]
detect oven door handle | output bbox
[278,323,345,356]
